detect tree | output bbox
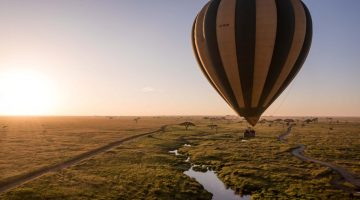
[134,117,141,124]
[284,119,295,126]
[304,119,312,124]
[312,118,318,123]
[179,122,195,131]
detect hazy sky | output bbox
[0,0,359,116]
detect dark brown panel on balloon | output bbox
[193,2,234,107]
[258,0,296,107]
[235,0,256,108]
[203,0,240,110]
[266,2,313,107]
[251,0,277,108]
[216,0,245,108]
[192,16,229,105]
[264,0,307,106]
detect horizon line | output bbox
[0,115,359,118]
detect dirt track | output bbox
[0,125,168,194]
[279,126,360,191]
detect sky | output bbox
[0,0,359,117]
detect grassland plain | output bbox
[178,120,358,199]
[0,117,359,199]
[0,116,181,183]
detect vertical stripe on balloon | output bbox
[264,0,306,107]
[193,2,234,107]
[258,0,296,107]
[192,17,231,107]
[251,0,277,108]
[203,0,241,111]
[216,0,245,108]
[235,0,256,108]
[266,2,312,107]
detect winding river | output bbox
[169,145,251,200]
[184,167,250,200]
[170,126,360,198]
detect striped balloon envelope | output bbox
[192,0,312,126]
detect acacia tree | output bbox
[284,119,295,126]
[179,122,195,131]
[134,117,141,124]
[304,119,312,124]
[312,118,318,123]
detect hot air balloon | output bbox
[192,0,312,126]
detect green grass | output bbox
[1,121,212,200]
[288,121,360,175]
[0,117,359,199]
[177,121,353,199]
[0,116,180,182]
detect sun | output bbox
[0,69,57,116]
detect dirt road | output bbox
[278,126,360,191]
[0,125,167,193]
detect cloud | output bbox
[141,86,156,93]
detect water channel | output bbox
[169,144,251,200]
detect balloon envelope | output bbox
[192,0,312,126]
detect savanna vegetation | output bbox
[0,116,180,182]
[0,116,359,199]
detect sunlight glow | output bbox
[0,69,57,115]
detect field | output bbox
[0,116,180,182]
[0,116,359,199]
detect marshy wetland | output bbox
[0,116,359,199]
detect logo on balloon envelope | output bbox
[192,0,312,126]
